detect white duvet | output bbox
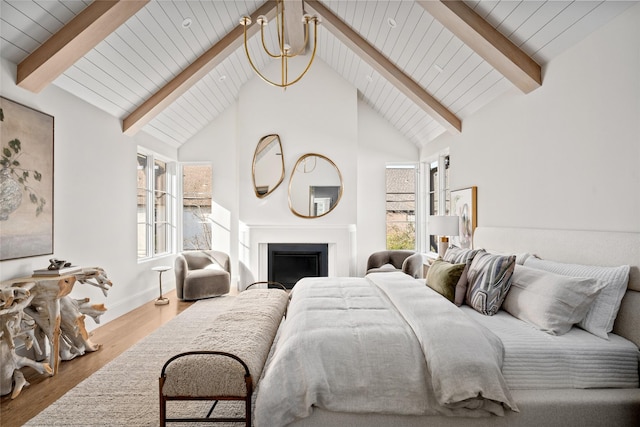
[255,272,517,426]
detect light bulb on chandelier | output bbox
[240,0,319,89]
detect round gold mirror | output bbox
[252,134,284,198]
[288,153,343,218]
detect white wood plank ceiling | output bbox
[1,1,635,147]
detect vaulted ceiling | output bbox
[1,1,634,148]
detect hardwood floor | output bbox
[0,290,194,427]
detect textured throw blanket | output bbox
[254,272,517,426]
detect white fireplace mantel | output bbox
[242,224,356,284]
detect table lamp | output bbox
[428,215,460,257]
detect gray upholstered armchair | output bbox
[174,250,231,300]
[366,250,423,278]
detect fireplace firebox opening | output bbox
[268,243,328,289]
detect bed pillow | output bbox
[503,265,607,335]
[425,260,465,302]
[443,246,485,264]
[465,252,516,315]
[442,247,486,306]
[523,257,630,339]
[486,250,536,266]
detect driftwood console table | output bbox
[0,267,112,399]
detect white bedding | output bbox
[461,306,640,389]
[255,273,517,427]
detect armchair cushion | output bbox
[175,250,231,300]
[366,250,423,278]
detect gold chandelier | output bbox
[240,0,319,88]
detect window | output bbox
[137,152,175,259]
[428,155,451,253]
[386,165,417,250]
[181,164,213,250]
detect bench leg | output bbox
[245,394,252,427]
[159,396,166,427]
[159,378,166,427]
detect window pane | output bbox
[154,160,169,254]
[182,164,213,250]
[386,166,416,250]
[428,156,451,253]
[429,164,438,253]
[444,159,451,215]
[138,152,175,259]
[154,191,166,222]
[155,223,167,254]
[137,154,148,259]
[137,155,148,188]
[137,223,147,258]
[154,160,166,192]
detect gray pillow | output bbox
[465,252,516,315]
[503,265,607,335]
[523,257,630,339]
[443,246,485,264]
[442,247,486,306]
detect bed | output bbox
[254,227,640,427]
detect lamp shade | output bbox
[428,215,460,236]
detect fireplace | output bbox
[268,243,328,289]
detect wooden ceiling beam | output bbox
[123,1,278,136]
[417,0,541,94]
[284,0,307,54]
[17,0,149,93]
[304,0,461,134]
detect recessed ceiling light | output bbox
[433,64,444,73]
[387,17,397,28]
[218,75,227,82]
[182,18,192,29]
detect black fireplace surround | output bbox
[268,243,328,289]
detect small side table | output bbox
[152,266,172,305]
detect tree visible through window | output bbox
[386,165,417,250]
[182,164,212,250]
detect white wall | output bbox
[179,58,418,279]
[357,99,419,273]
[178,104,238,273]
[238,58,358,226]
[422,3,640,234]
[0,58,178,329]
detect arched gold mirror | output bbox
[252,134,284,198]
[289,153,343,218]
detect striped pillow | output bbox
[443,246,485,264]
[443,247,486,306]
[465,252,516,315]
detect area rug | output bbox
[26,296,249,427]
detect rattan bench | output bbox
[159,289,289,426]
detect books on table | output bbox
[33,266,82,277]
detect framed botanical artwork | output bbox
[0,97,54,260]
[450,186,477,249]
